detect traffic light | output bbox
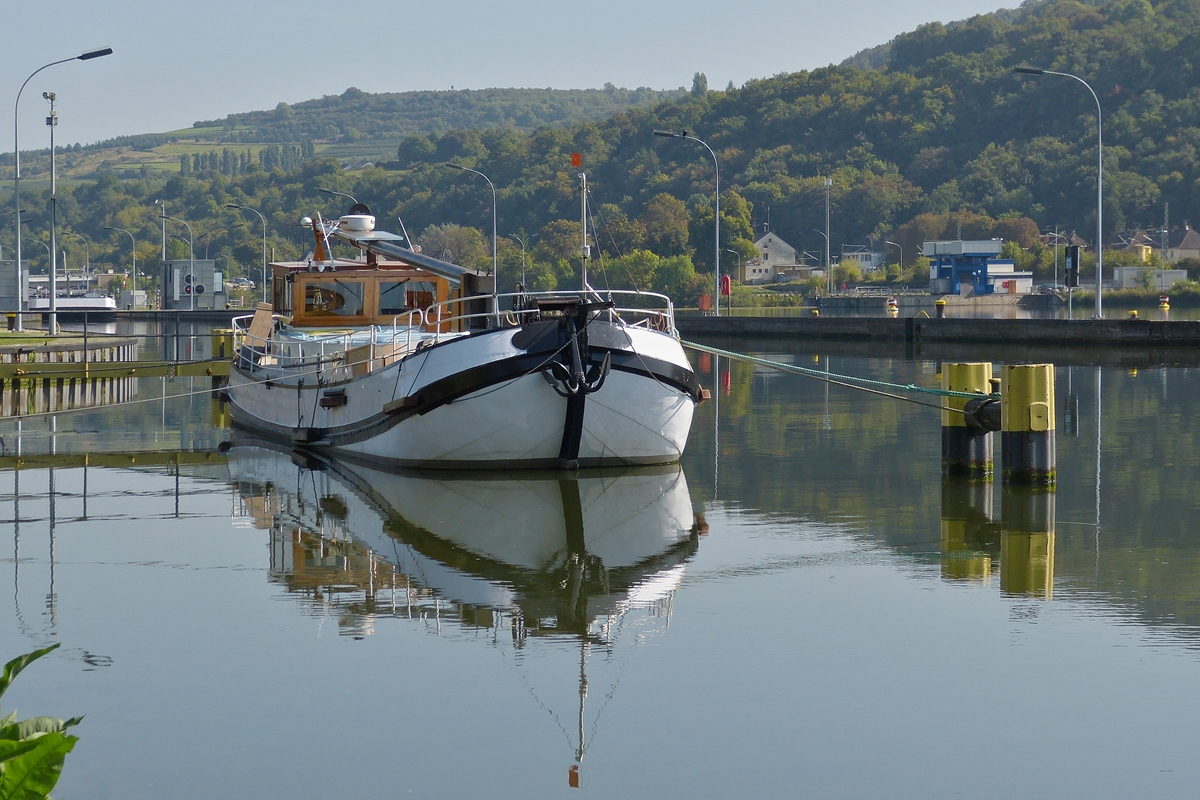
[184,285,192,295]
[184,274,193,285]
[1064,245,1080,288]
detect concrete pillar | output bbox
[1000,486,1055,598]
[942,362,994,478]
[1001,364,1056,485]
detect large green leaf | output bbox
[0,647,59,702]
[0,739,41,768]
[0,731,77,800]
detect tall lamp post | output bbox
[442,163,498,318]
[509,232,538,288]
[724,248,741,281]
[103,226,136,308]
[226,203,269,303]
[655,130,720,314]
[1015,66,1104,318]
[318,188,358,206]
[62,231,89,272]
[161,215,195,311]
[884,240,903,276]
[813,229,830,291]
[61,230,89,295]
[45,91,60,335]
[12,46,113,332]
[824,177,832,293]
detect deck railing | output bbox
[422,289,676,344]
[230,289,676,379]
[231,309,426,381]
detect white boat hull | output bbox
[227,320,700,469]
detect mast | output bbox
[579,172,589,290]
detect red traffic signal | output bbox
[184,285,192,294]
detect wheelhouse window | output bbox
[303,279,364,318]
[379,280,410,316]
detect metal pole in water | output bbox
[1001,364,1056,486]
[941,363,995,478]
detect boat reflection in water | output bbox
[227,441,706,787]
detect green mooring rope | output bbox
[680,340,1001,402]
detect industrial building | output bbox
[926,240,1033,296]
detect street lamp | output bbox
[12,46,113,332]
[884,240,903,275]
[162,214,195,311]
[655,130,721,314]
[509,232,538,288]
[443,162,498,319]
[103,226,136,308]
[1014,65,1104,317]
[824,177,832,292]
[1044,227,1067,288]
[724,247,741,276]
[61,231,89,271]
[226,203,269,304]
[813,229,830,291]
[318,188,358,206]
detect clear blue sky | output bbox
[4,0,1011,150]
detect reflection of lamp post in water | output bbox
[822,356,832,432]
[713,353,720,499]
[1094,367,1102,575]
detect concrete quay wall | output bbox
[675,315,1200,346]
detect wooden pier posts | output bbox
[941,362,994,478]
[1000,364,1056,486]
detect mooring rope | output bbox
[680,340,999,410]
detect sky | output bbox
[4,0,1013,150]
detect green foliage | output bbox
[185,86,687,145]
[0,644,81,800]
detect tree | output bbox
[418,223,490,269]
[691,72,708,98]
[640,194,690,257]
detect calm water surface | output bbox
[2,343,1199,798]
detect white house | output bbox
[746,232,797,284]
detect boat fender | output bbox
[319,390,348,409]
[382,394,422,415]
[291,427,321,444]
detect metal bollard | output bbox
[940,477,997,583]
[935,298,947,318]
[942,362,994,478]
[1001,364,1056,485]
[999,485,1055,598]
